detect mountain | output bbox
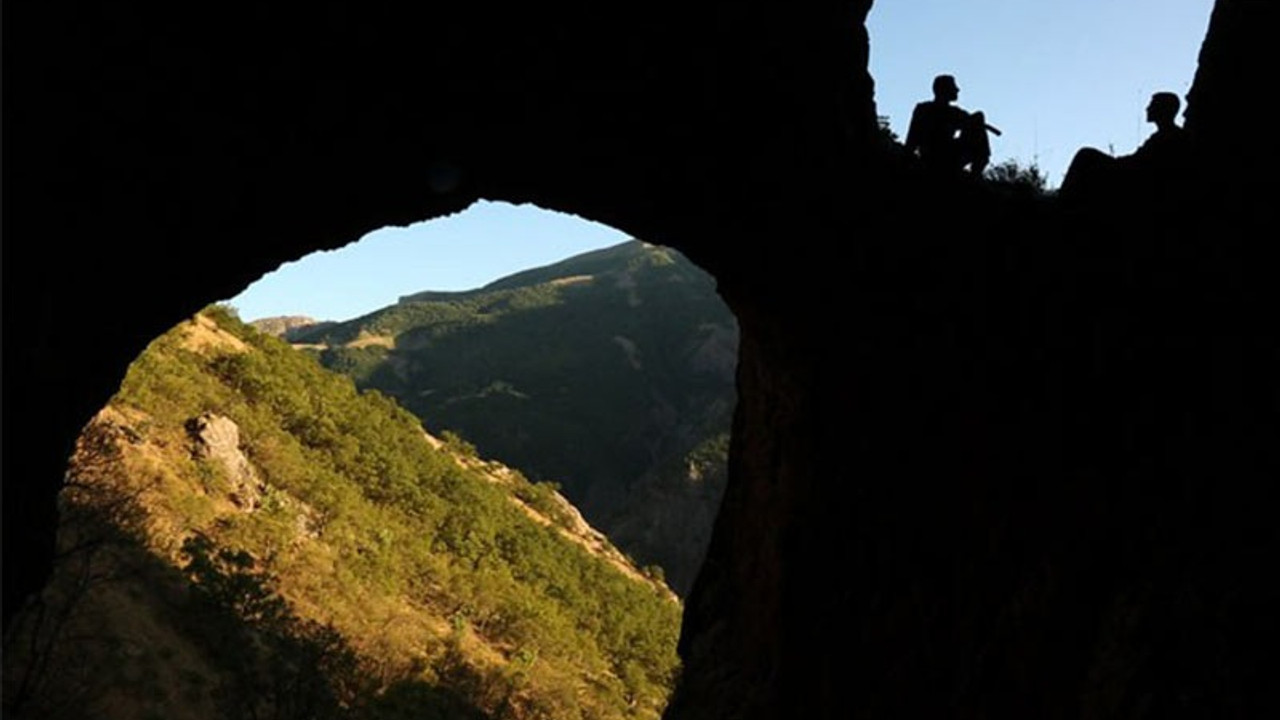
[291,241,737,594]
[250,315,338,341]
[3,308,679,720]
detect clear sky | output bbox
[869,0,1215,186]
[227,0,1217,323]
[225,201,632,322]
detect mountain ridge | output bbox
[393,240,670,305]
[283,240,737,594]
[3,307,680,720]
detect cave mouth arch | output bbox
[10,0,1271,715]
[5,199,736,718]
[222,199,738,600]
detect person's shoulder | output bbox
[1133,125,1192,167]
[912,99,945,118]
[908,101,933,127]
[1139,125,1189,151]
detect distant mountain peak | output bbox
[306,239,736,594]
[397,240,666,304]
[249,315,336,341]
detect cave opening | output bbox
[7,0,1263,716]
[4,200,734,719]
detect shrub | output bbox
[440,430,478,459]
[984,158,1050,196]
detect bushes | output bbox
[440,430,479,459]
[513,478,576,530]
[103,308,682,718]
[985,158,1051,196]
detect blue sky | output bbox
[226,201,632,322]
[869,0,1214,184]
[227,0,1215,323]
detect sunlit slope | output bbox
[293,241,738,594]
[5,307,679,720]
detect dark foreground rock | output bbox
[5,0,1277,716]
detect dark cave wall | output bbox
[5,0,1278,717]
[1186,0,1274,188]
[4,0,875,642]
[670,1,1280,717]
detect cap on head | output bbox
[933,74,959,95]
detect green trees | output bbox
[441,430,479,459]
[181,533,360,719]
[296,242,738,596]
[74,307,682,718]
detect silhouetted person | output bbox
[1060,92,1190,204]
[906,74,1000,175]
[1133,92,1189,163]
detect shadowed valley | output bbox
[272,241,737,596]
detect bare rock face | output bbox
[249,316,335,341]
[186,413,263,510]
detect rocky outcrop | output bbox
[186,413,262,511]
[607,436,729,596]
[6,0,1278,717]
[249,316,336,341]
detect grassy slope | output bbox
[297,241,737,594]
[4,307,680,720]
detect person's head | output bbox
[1146,92,1181,128]
[932,74,959,103]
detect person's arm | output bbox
[970,111,1002,136]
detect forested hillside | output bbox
[3,307,680,720]
[290,241,737,593]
